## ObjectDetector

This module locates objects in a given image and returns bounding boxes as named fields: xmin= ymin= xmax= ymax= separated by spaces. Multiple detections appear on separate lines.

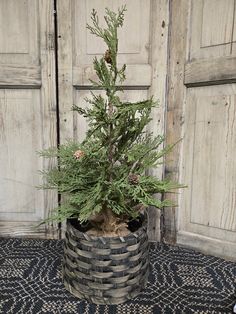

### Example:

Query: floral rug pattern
xmin=0 ymin=238 xmax=235 ymax=314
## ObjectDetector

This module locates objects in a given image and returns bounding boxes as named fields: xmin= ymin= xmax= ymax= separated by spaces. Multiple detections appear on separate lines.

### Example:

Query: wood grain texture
xmin=57 ymin=0 xmax=74 ymax=237
xmin=0 ymin=65 xmax=41 ymax=87
xmin=176 ymin=0 xmax=236 ymax=259
xmin=39 ymin=0 xmax=58 ymax=236
xmin=177 ymin=231 xmax=236 ymax=262
xmin=0 ymin=0 xmax=39 ymax=65
xmin=0 ymin=221 xmax=58 ymax=239
xmin=57 ymin=0 xmax=74 ymax=142
xmin=74 ymin=0 xmax=150 ymax=66
xmin=147 ymin=0 xmax=169 ymax=242
xmin=0 ymin=90 xmax=44 ymax=220
xmin=190 ymin=90 xmax=236 ymax=231
xmin=232 ymin=6 xmax=236 ymax=54
xmin=190 ymin=0 xmax=235 ymax=60
xmin=0 ymin=0 xmax=58 ymax=238
xmin=164 ymin=0 xmax=188 ymax=243
xmin=201 ymin=0 xmax=234 ymax=47
xmin=0 ymin=0 xmax=29 ymax=54
xmin=179 ymin=84 xmax=236 ymax=246
xmin=185 ymin=56 xmax=236 ymax=87
xmin=73 ymin=64 xmax=152 ymax=88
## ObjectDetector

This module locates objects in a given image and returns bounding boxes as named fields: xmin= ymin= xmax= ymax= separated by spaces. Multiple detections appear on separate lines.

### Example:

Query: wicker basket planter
xmin=62 ymin=213 xmax=149 ymax=304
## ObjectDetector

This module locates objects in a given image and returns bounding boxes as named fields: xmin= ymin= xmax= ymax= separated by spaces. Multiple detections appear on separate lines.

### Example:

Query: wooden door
xmin=57 ymin=0 xmax=169 ymax=241
xmin=166 ymin=0 xmax=236 ymax=260
xmin=0 ymin=0 xmax=57 ymax=237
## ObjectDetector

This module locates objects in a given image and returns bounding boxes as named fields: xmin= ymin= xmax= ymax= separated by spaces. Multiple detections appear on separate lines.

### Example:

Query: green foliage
xmin=39 ymin=6 xmax=184 ymax=226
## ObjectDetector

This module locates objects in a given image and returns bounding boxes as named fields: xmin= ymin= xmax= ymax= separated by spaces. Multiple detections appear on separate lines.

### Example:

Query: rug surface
xmin=0 ymin=238 xmax=235 ymax=314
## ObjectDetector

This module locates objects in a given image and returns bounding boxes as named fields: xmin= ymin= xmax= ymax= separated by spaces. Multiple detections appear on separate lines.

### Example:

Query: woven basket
xmin=62 ymin=213 xmax=149 ymax=304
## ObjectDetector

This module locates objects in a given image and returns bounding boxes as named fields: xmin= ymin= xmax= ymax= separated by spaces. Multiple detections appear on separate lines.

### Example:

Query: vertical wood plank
xmin=147 ymin=0 xmax=169 ymax=242
xmin=39 ymin=0 xmax=58 ymax=238
xmin=57 ymin=0 xmax=74 ymax=237
xmin=164 ymin=0 xmax=188 ymax=243
xmin=57 ymin=0 xmax=73 ymax=142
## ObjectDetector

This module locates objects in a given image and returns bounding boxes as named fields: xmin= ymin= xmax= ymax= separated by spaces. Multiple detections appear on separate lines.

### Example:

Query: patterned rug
xmin=0 ymin=238 xmax=235 ymax=314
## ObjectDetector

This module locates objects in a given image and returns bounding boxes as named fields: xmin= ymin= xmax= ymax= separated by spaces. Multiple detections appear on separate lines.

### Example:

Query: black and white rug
xmin=0 ymin=238 xmax=235 ymax=314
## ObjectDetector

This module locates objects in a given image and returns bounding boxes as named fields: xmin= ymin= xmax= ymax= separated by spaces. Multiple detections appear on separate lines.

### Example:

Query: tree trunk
xmin=88 ymin=206 xmax=130 ymax=236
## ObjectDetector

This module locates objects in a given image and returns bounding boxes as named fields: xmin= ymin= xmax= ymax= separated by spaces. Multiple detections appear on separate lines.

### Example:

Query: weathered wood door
xmin=166 ymin=0 xmax=236 ymax=260
xmin=0 ymin=0 xmax=57 ymax=237
xmin=0 ymin=0 xmax=168 ymax=240
xmin=57 ymin=0 xmax=169 ymax=241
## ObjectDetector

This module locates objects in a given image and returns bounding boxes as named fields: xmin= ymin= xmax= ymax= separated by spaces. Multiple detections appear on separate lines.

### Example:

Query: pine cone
xmin=128 ymin=174 xmax=140 ymax=185
xmin=104 ymin=49 xmax=112 ymax=64
xmin=73 ymin=150 xmax=85 ymax=159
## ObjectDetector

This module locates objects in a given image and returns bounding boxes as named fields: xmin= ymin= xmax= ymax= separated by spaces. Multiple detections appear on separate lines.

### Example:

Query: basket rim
xmin=66 ymin=211 xmax=148 ymax=241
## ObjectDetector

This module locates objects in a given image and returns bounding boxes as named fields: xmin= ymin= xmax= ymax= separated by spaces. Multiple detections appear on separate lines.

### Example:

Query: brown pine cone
xmin=128 ymin=174 xmax=140 ymax=185
xmin=73 ymin=150 xmax=85 ymax=159
xmin=104 ymin=49 xmax=112 ymax=64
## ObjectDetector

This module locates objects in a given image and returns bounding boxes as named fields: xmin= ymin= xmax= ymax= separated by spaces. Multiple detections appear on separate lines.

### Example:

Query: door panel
xmin=0 ymin=0 xmax=57 ymax=237
xmin=190 ymin=0 xmax=235 ymax=60
xmin=57 ymin=0 xmax=169 ymax=241
xmin=186 ymin=0 xmax=236 ymax=87
xmin=75 ymin=0 xmax=150 ymax=63
xmin=0 ymin=90 xmax=44 ymax=220
xmin=0 ymin=0 xmax=39 ymax=64
xmin=73 ymin=0 xmax=151 ymax=87
xmin=180 ymin=84 xmax=236 ymax=242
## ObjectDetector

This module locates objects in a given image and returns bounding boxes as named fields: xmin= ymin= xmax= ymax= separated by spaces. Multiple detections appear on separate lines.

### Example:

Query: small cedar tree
xmin=39 ymin=6 xmax=184 ymax=236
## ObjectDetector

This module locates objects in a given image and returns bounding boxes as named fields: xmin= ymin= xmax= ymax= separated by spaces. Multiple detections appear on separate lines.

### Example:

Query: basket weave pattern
xmin=62 ymin=216 xmax=149 ymax=304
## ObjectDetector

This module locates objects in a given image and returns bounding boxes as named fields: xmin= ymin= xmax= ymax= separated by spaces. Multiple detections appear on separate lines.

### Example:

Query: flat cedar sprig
xmin=39 ymin=7 xmax=184 ymax=233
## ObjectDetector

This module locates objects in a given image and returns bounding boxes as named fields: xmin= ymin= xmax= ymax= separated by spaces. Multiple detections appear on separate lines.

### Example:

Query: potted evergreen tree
xmin=39 ymin=6 xmax=183 ymax=304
